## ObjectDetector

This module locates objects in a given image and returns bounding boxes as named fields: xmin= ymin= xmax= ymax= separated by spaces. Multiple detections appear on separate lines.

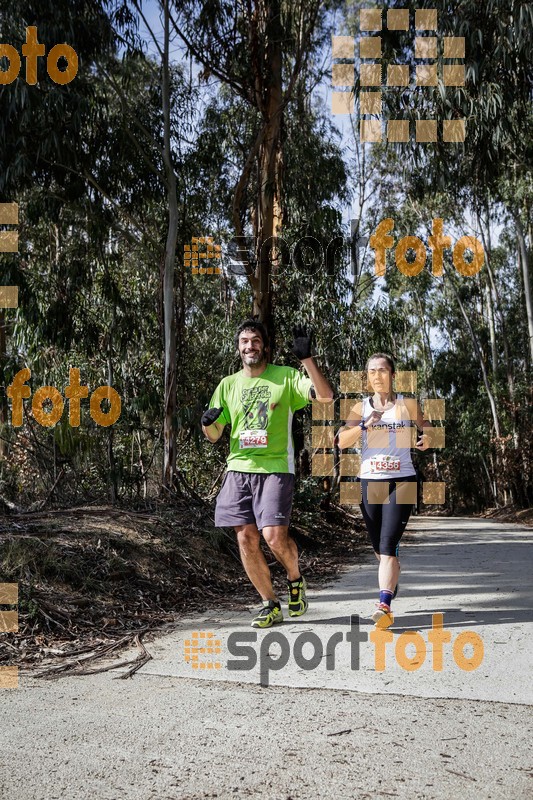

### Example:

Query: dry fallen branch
xmin=31 ymin=633 xmax=140 ymax=678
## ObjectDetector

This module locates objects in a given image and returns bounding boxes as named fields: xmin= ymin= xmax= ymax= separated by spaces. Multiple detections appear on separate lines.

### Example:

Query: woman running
xmin=337 ymin=353 xmax=433 ymax=625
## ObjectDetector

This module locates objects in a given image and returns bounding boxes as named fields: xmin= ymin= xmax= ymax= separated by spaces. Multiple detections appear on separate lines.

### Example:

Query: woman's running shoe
xmin=288 ymin=576 xmax=308 ymax=617
xmin=371 ymin=602 xmax=394 ymax=628
xmin=251 ymin=600 xmax=283 ymax=629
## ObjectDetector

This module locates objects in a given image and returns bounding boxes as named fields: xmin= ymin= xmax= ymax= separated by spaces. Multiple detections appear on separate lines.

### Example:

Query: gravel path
xmin=1 ymin=516 xmax=531 ymax=799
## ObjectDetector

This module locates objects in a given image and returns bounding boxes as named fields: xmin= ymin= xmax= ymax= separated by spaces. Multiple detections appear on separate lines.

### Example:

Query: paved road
xmin=1 ymin=516 xmax=532 ymax=799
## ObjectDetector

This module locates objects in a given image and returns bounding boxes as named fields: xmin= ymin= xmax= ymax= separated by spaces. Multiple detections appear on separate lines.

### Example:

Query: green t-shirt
xmin=209 ymin=364 xmax=313 ymax=474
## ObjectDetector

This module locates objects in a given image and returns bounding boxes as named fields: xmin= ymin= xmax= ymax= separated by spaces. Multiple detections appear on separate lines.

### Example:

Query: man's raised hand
xmin=291 ymin=325 xmax=314 ymax=361
xmin=201 ymin=407 xmax=224 ymax=427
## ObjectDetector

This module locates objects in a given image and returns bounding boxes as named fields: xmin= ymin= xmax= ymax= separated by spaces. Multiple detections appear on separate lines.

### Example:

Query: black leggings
xmin=359 ymin=475 xmax=417 ymax=556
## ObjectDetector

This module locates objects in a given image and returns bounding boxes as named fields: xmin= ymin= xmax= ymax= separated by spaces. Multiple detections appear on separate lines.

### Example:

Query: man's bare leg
xmin=235 ymin=523 xmax=277 ymax=601
xmin=262 ymin=525 xmax=300 ymax=581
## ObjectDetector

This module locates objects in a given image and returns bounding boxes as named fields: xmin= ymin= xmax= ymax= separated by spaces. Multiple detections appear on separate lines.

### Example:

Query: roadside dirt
xmin=0 ymin=497 xmax=367 ymax=675
xmin=3 ymin=494 xmax=529 ymax=678
xmin=480 ymin=505 xmax=533 ymax=527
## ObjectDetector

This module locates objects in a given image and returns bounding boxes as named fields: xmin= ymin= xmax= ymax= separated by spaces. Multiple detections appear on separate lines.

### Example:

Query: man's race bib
xmin=239 ymin=429 xmax=268 ymax=448
xmin=370 ymin=456 xmax=401 ymax=473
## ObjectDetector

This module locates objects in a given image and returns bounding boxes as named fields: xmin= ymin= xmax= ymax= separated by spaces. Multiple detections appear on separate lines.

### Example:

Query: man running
xmin=202 ymin=320 xmax=333 ymax=628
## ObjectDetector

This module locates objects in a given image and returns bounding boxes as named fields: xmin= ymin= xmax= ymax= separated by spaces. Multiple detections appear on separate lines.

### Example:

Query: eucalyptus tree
xmin=0 ymin=0 xmax=207 ymax=493
xmin=342 ymin=0 xmax=533 ymax=507
xmin=0 ymin=0 xmax=117 ymax=465
xmin=171 ymin=0 xmax=345 ymax=335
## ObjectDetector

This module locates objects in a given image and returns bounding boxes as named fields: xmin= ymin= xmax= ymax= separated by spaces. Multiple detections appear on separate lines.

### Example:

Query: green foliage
xmin=0 ymin=0 xmax=530 ymax=512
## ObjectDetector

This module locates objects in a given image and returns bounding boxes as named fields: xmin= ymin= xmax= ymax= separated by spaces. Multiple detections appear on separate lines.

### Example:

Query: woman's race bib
xmin=370 ymin=455 xmax=401 ymax=473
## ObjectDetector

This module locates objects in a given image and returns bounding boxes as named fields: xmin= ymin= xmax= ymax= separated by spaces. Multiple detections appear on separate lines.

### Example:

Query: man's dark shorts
xmin=215 ymin=471 xmax=295 ymax=530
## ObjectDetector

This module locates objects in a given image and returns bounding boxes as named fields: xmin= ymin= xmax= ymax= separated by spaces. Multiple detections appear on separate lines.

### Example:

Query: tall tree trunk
xmin=107 ymin=325 xmax=117 ymax=503
xmin=485 ymin=280 xmax=498 ymax=374
xmin=161 ymin=0 xmax=178 ymax=491
xmin=483 ymin=211 xmax=497 ymax=374
xmin=446 ymin=269 xmax=501 ymax=437
xmin=414 ymin=290 xmax=433 ymax=387
xmin=0 ymin=310 xmax=8 ymax=459
xmin=480 ymin=454 xmax=498 ymax=506
xmin=477 ymin=205 xmax=514 ymax=401
xmin=253 ymin=0 xmax=283 ymax=337
xmin=514 ymin=213 xmax=533 ymax=365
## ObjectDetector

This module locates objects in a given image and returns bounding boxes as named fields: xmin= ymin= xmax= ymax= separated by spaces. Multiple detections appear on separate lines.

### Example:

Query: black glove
xmin=201 ymin=407 xmax=224 ymax=427
xmin=291 ymin=325 xmax=314 ymax=360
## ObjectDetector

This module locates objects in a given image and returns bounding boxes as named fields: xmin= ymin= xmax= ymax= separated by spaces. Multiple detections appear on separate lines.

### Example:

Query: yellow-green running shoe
xmin=251 ymin=600 xmax=284 ymax=629
xmin=288 ymin=576 xmax=308 ymax=617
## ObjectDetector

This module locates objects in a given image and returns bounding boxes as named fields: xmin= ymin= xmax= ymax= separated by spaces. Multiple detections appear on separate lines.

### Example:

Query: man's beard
xmin=242 ymin=349 xmax=265 ymax=366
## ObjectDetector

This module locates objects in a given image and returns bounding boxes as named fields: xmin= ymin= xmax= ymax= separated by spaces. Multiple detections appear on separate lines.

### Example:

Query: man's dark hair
xmin=234 ymin=319 xmax=270 ymax=350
